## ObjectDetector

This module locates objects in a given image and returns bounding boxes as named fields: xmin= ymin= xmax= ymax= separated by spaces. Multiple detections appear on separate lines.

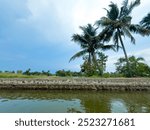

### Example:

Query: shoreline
xmin=0 ymin=78 xmax=150 ymax=91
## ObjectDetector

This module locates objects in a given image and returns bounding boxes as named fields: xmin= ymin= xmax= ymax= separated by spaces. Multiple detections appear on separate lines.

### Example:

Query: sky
xmin=0 ymin=0 xmax=150 ymax=73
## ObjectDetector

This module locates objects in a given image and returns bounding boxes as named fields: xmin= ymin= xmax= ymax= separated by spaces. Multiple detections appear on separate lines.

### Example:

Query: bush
xmin=17 ymin=70 xmax=22 ymax=74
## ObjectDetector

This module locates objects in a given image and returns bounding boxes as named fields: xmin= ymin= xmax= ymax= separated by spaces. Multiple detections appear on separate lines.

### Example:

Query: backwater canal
xmin=0 ymin=90 xmax=150 ymax=113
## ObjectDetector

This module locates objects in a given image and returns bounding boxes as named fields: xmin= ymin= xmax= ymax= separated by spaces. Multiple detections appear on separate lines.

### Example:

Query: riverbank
xmin=0 ymin=78 xmax=150 ymax=91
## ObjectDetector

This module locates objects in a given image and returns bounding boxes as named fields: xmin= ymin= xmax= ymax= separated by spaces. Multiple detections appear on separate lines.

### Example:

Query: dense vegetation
xmin=70 ymin=0 xmax=150 ymax=77
xmin=0 ymin=0 xmax=150 ymax=78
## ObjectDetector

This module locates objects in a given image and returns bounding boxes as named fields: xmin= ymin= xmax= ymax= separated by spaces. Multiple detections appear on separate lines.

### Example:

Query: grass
xmin=0 ymin=72 xmax=149 ymax=79
xmin=0 ymin=73 xmax=49 ymax=78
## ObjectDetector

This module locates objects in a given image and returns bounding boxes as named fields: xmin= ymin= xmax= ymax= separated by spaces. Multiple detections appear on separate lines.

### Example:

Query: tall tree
xmin=81 ymin=52 xmax=108 ymax=76
xmin=95 ymin=0 xmax=150 ymax=77
xmin=140 ymin=13 xmax=150 ymax=29
xmin=96 ymin=52 xmax=108 ymax=76
xmin=70 ymin=24 xmax=114 ymax=72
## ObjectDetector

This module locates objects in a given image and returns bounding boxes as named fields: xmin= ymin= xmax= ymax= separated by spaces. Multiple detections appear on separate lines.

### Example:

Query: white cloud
xmin=25 ymin=0 xmax=115 ymax=42
xmin=26 ymin=0 xmax=75 ymax=44
xmin=106 ymin=47 xmax=150 ymax=72
xmin=25 ymin=0 xmax=150 ymax=42
xmin=134 ymin=48 xmax=150 ymax=65
xmin=1 ymin=0 xmax=150 ymax=72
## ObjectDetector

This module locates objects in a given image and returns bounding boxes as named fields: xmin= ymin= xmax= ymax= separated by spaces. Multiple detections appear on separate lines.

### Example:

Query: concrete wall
xmin=0 ymin=78 xmax=150 ymax=91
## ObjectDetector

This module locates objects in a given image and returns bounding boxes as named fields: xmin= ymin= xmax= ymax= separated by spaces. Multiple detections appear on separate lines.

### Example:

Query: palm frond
xmin=107 ymin=2 xmax=119 ymax=20
xmin=129 ymin=24 xmax=150 ymax=36
xmin=140 ymin=13 xmax=150 ymax=29
xmin=71 ymin=34 xmax=88 ymax=48
xmin=117 ymin=57 xmax=127 ymax=64
xmin=95 ymin=17 xmax=114 ymax=27
xmin=119 ymin=6 xmax=128 ymax=18
xmin=102 ymin=27 xmax=114 ymax=42
xmin=96 ymin=26 xmax=110 ymax=41
xmin=119 ymin=0 xmax=140 ymax=18
xmin=122 ymin=27 xmax=135 ymax=43
xmin=97 ymin=44 xmax=116 ymax=52
xmin=79 ymin=24 xmax=97 ymax=37
xmin=128 ymin=0 xmax=140 ymax=14
xmin=121 ymin=16 xmax=132 ymax=24
xmin=137 ymin=57 xmax=145 ymax=61
xmin=69 ymin=49 xmax=88 ymax=62
xmin=72 ymin=34 xmax=87 ymax=43
xmin=95 ymin=20 xmax=102 ymax=27
xmin=113 ymin=32 xmax=120 ymax=51
xmin=122 ymin=0 xmax=129 ymax=8
xmin=129 ymin=56 xmax=144 ymax=63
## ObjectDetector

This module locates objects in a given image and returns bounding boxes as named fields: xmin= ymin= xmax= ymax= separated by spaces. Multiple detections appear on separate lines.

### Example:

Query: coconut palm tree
xmin=95 ymin=0 xmax=150 ymax=77
xmin=115 ymin=56 xmax=150 ymax=77
xmin=140 ymin=13 xmax=150 ymax=29
xmin=70 ymin=24 xmax=114 ymax=66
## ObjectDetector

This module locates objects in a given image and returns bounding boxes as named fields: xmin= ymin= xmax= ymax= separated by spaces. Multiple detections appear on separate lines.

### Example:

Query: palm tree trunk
xmin=92 ymin=52 xmax=97 ymax=65
xmin=92 ymin=52 xmax=103 ymax=76
xmin=88 ymin=52 xmax=91 ymax=65
xmin=92 ymin=52 xmax=97 ymax=70
xmin=117 ymin=29 xmax=131 ymax=77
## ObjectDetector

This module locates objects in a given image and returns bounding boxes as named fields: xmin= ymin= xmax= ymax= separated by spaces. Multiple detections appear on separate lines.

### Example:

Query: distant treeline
xmin=0 ymin=69 xmax=52 ymax=76
xmin=1 ymin=55 xmax=150 ymax=78
xmin=0 ymin=69 xmax=81 ymax=77
xmin=0 ymin=69 xmax=123 ymax=78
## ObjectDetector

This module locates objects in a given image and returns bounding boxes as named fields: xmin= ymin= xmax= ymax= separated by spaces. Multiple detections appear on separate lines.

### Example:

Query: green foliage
xmin=56 ymin=70 xmax=82 ymax=77
xmin=23 ymin=68 xmax=31 ymax=75
xmin=70 ymin=24 xmax=99 ymax=62
xmin=0 ymin=73 xmax=41 ymax=78
xmin=102 ymin=73 xmax=111 ymax=78
xmin=0 ymin=69 xmax=53 ymax=78
xmin=95 ymin=0 xmax=150 ymax=77
xmin=17 ymin=70 xmax=22 ymax=74
xmin=4 ymin=70 xmax=15 ymax=73
xmin=102 ymin=72 xmax=124 ymax=78
xmin=56 ymin=70 xmax=68 ymax=77
xmin=96 ymin=52 xmax=108 ymax=76
xmin=1 ymin=1 xmax=150 ymax=79
xmin=41 ymin=70 xmax=52 ymax=76
xmin=81 ymin=59 xmax=97 ymax=77
xmin=115 ymin=56 xmax=150 ymax=77
xmin=22 ymin=69 xmax=52 ymax=76
xmin=80 ymin=52 xmax=108 ymax=77
xmin=140 ymin=13 xmax=150 ymax=29
xmin=70 ymin=24 xmax=114 ymax=68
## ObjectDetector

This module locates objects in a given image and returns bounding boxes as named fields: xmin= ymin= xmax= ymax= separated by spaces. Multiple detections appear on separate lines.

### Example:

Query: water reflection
xmin=0 ymin=90 xmax=150 ymax=113
xmin=110 ymin=99 xmax=128 ymax=113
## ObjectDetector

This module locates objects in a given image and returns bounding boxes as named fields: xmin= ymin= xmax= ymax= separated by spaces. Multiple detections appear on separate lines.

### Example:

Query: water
xmin=0 ymin=90 xmax=150 ymax=113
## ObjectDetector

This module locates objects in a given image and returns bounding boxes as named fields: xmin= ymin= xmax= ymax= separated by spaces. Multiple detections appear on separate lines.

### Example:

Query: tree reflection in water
xmin=0 ymin=90 xmax=150 ymax=113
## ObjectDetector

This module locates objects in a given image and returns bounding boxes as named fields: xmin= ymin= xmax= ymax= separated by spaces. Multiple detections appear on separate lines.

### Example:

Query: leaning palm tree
xmin=69 ymin=24 xmax=114 ymax=66
xmin=140 ymin=13 xmax=150 ymax=29
xmin=95 ymin=0 xmax=150 ymax=77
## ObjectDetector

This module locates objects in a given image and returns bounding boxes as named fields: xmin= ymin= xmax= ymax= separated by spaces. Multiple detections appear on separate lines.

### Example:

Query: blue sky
xmin=0 ymin=0 xmax=150 ymax=73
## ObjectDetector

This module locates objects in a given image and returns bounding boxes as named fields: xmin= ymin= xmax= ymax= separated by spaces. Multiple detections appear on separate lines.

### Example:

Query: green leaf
xmin=69 ymin=49 xmax=88 ymax=62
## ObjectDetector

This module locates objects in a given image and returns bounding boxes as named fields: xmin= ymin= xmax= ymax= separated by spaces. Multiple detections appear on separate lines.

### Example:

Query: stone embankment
xmin=0 ymin=78 xmax=150 ymax=91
